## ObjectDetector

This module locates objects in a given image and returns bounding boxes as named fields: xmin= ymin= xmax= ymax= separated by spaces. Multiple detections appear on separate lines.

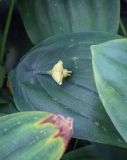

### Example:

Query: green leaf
xmin=62 ymin=143 xmax=127 ymax=160
xmin=17 ymin=0 xmax=120 ymax=44
xmin=9 ymin=32 xmax=127 ymax=147
xmin=0 ymin=65 xmax=5 ymax=88
xmin=0 ymin=95 xmax=8 ymax=104
xmin=91 ymin=39 xmax=127 ymax=142
xmin=0 ymin=102 xmax=18 ymax=114
xmin=0 ymin=111 xmax=72 ymax=160
xmin=0 ymin=113 xmax=5 ymax=116
xmin=61 ymin=146 xmax=99 ymax=160
xmin=0 ymin=92 xmax=18 ymax=114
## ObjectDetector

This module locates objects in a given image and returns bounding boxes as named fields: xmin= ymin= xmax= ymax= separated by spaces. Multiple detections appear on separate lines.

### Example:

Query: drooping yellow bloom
xmin=50 ymin=60 xmax=72 ymax=85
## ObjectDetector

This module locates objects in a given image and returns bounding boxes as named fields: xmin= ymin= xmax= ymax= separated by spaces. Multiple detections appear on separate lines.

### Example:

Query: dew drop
xmin=70 ymin=38 xmax=74 ymax=42
xmin=72 ymin=57 xmax=79 ymax=69
xmin=59 ymin=26 xmax=63 ymax=31
xmin=102 ymin=126 xmax=107 ymax=131
xmin=53 ymin=97 xmax=57 ymax=101
xmin=33 ymin=117 xmax=38 ymax=120
xmin=32 ymin=139 xmax=36 ymax=144
xmin=29 ymin=142 xmax=32 ymax=145
xmin=40 ymin=130 xmax=43 ymax=134
xmin=94 ymin=121 xmax=100 ymax=127
xmin=117 ymin=138 xmax=123 ymax=143
xmin=12 ymin=140 xmax=16 ymax=145
xmin=72 ymin=57 xmax=78 ymax=61
xmin=30 ymin=79 xmax=34 ymax=84
xmin=17 ymin=121 xmax=21 ymax=125
xmin=54 ymin=2 xmax=57 ymax=6
xmin=99 ymin=94 xmax=102 ymax=98
xmin=4 ymin=128 xmax=8 ymax=132
xmin=40 ymin=129 xmax=48 ymax=136
xmin=35 ymin=136 xmax=39 ymax=140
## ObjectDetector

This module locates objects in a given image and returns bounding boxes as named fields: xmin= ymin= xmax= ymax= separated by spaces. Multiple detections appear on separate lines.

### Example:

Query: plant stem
xmin=0 ymin=0 xmax=15 ymax=65
xmin=34 ymin=70 xmax=51 ymax=75
xmin=120 ymin=19 xmax=127 ymax=37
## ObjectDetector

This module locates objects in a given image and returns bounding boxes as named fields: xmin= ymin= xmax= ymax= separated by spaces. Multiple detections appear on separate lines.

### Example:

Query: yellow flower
xmin=50 ymin=60 xmax=72 ymax=85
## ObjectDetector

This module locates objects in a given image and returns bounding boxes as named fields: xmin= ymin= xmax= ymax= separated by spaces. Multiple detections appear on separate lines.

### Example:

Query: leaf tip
xmin=40 ymin=114 xmax=73 ymax=148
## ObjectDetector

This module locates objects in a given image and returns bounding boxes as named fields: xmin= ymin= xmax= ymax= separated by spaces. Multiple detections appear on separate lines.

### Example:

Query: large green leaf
xmin=9 ymin=32 xmax=127 ymax=147
xmin=17 ymin=0 xmax=120 ymax=44
xmin=61 ymin=146 xmax=99 ymax=160
xmin=62 ymin=143 xmax=127 ymax=160
xmin=0 ymin=113 xmax=5 ymax=116
xmin=0 ymin=111 xmax=72 ymax=160
xmin=91 ymin=39 xmax=127 ymax=142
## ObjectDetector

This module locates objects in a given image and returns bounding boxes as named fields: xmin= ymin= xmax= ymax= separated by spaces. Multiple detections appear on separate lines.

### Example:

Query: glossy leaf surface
xmin=0 ymin=111 xmax=72 ymax=160
xmin=9 ymin=32 xmax=127 ymax=147
xmin=18 ymin=0 xmax=120 ymax=44
xmin=62 ymin=143 xmax=127 ymax=160
xmin=91 ymin=39 xmax=127 ymax=142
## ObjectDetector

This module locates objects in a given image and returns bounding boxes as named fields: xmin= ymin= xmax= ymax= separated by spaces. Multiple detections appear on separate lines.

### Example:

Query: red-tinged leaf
xmin=0 ymin=111 xmax=73 ymax=160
